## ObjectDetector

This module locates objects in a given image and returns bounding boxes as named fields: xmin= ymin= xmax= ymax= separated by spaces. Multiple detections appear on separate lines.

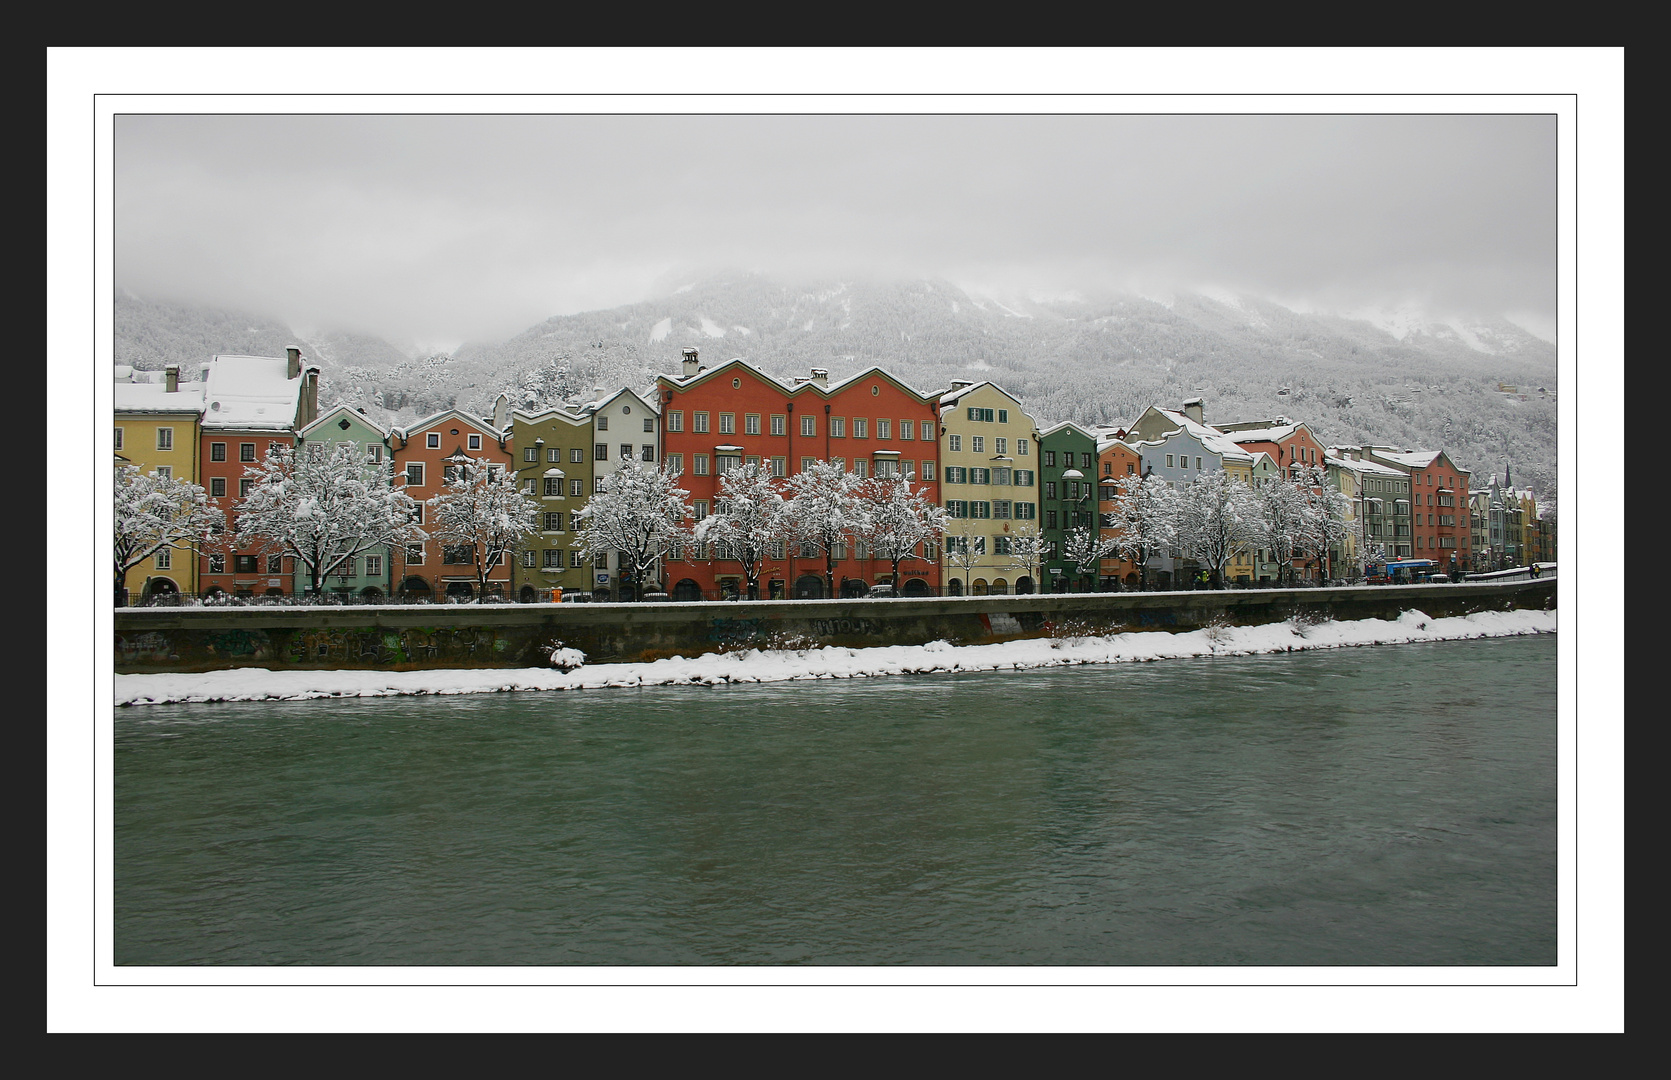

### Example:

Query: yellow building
xmin=114 ymin=364 xmax=203 ymax=600
xmin=937 ymin=380 xmax=1041 ymax=595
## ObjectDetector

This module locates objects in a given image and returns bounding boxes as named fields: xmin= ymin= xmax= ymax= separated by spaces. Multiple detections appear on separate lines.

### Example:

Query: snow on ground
xmin=115 ymin=609 xmax=1555 ymax=707
xmin=648 ymin=317 xmax=672 ymax=342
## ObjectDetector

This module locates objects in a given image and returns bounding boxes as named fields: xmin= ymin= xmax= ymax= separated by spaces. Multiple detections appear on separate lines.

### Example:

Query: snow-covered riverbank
xmin=114 ymin=608 xmax=1555 ymax=706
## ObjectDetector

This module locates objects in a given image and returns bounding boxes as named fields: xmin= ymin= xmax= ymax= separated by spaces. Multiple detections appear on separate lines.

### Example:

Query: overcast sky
xmin=115 ymin=113 xmax=1556 ymax=348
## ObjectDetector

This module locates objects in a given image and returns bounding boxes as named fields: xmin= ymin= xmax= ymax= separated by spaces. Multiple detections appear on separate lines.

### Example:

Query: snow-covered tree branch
xmin=572 ymin=457 xmax=692 ymax=600
xmin=114 ymin=464 xmax=221 ymax=603
xmin=425 ymin=455 xmax=540 ymax=598
xmin=859 ymin=470 xmax=949 ymax=596
xmin=784 ymin=459 xmax=870 ymax=599
xmin=1176 ymin=470 xmax=1261 ymax=589
xmin=693 ymin=462 xmax=791 ymax=600
xmin=234 ymin=442 xmax=427 ymax=597
xmin=1103 ymin=472 xmax=1178 ymax=591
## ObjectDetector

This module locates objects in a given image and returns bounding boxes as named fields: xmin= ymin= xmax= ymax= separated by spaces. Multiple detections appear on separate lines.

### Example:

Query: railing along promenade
xmin=114 ymin=578 xmax=1557 ymax=674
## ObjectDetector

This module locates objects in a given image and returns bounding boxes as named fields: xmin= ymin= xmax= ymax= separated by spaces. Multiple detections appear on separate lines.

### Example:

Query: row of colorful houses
xmin=115 ymin=347 xmax=1553 ymax=603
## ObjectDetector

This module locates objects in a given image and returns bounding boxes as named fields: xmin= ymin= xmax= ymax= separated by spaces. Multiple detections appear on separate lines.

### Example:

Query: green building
xmin=292 ymin=404 xmax=395 ymax=600
xmin=509 ymin=406 xmax=597 ymax=602
xmin=1037 ymin=421 xmax=1099 ymax=592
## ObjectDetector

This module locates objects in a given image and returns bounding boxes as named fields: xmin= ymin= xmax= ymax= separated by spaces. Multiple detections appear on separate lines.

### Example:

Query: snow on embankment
xmin=114 ymin=608 xmax=1555 ymax=707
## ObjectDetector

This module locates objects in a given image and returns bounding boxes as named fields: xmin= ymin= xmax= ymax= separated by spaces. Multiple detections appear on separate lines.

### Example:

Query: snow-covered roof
xmin=1095 ymin=434 xmax=1136 ymax=455
xmin=201 ymin=355 xmax=309 ymax=432
xmin=392 ymin=407 xmax=507 ymax=441
xmin=509 ymin=406 xmax=588 ymax=425
xmin=114 ymin=375 xmax=204 ymax=415
xmin=298 ymin=403 xmax=390 ymax=440
xmin=1037 ymin=419 xmax=1095 ymax=440
xmin=578 ymin=385 xmax=662 ymax=416
xmin=1368 ymin=448 xmax=1443 ymax=469
xmin=938 ymin=380 xmax=993 ymax=406
xmin=1324 ymin=451 xmax=1405 ymax=478
xmin=1151 ymin=407 xmax=1254 ymax=462
xmin=659 ymin=357 xmax=936 ymax=404
xmin=1222 ymin=420 xmax=1307 ymax=445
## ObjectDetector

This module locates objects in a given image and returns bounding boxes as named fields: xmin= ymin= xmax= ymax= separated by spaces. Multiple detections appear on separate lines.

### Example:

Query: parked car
xmin=560 ymin=592 xmax=594 ymax=603
xmin=1428 ymin=573 xmax=1450 ymax=583
xmin=866 ymin=584 xmax=898 ymax=598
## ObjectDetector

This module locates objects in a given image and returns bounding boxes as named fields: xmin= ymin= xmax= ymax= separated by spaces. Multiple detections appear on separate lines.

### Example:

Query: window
xmin=597 ymin=416 xmax=608 ymax=432
xmin=972 ymin=436 xmax=985 ymax=453
xmin=594 ymin=477 xmax=607 ymax=494
xmin=948 ymin=434 xmax=962 ymax=452
xmin=1016 ymin=439 xmax=1028 ymax=457
xmin=208 ymin=554 xmax=225 ymax=574
xmin=406 ymin=544 xmax=424 ymax=565
xmin=620 ymin=444 xmax=633 ymax=461
xmin=521 ymin=550 xmax=538 ymax=568
xmin=899 ymin=420 xmax=913 ymax=441
xmin=854 ymin=419 xmax=868 ymax=438
xmin=570 ymin=447 xmax=584 ymax=463
xmin=744 ymin=414 xmax=761 ymax=435
xmin=410 ymin=504 xmax=424 ymax=526
xmin=268 ymin=554 xmax=284 ymax=574
xmin=114 ymin=427 xmax=124 ymax=450
xmin=999 ymin=410 xmax=1009 ymax=423
xmin=239 ymin=478 xmax=252 ymax=498
xmin=569 ymin=550 xmax=583 ymax=568
xmin=467 ymin=434 xmax=482 ymax=450
xmin=668 ymin=411 xmax=684 ymax=432
xmin=1015 ymin=469 xmax=1034 ymax=487
xmin=966 ymin=407 xmax=995 ymax=422
xmin=365 ymin=555 xmax=383 ymax=577
xmin=717 ymin=455 xmax=741 ymax=475
xmin=234 ymin=554 xmax=259 ymax=573
xmin=1195 ymin=457 xmax=1202 ymax=470
xmin=719 ymin=413 xmax=736 ymax=434
xmin=801 ymin=456 xmax=817 ymax=471
xmin=995 ymin=437 xmax=1007 ymax=455
xmin=1166 ymin=454 xmax=1175 ymax=468
xmin=1044 ymin=450 xmax=1057 ymax=467
xmin=695 ymin=411 xmax=710 ymax=433
xmin=210 ymin=442 xmax=226 ymax=462
xmin=523 ymin=448 xmax=538 ymax=462
xmin=367 ymin=445 xmax=382 ymax=463
xmin=595 ymin=443 xmax=608 ymax=461
xmin=994 ymin=467 xmax=1011 ymax=485
xmin=545 ymin=477 xmax=563 ymax=497
xmin=694 ymin=454 xmax=709 ymax=476
xmin=1046 ymin=510 xmax=1058 ymax=529
xmin=993 ymin=500 xmax=1012 ymax=519
xmin=153 ymin=548 xmax=171 ymax=570
xmin=594 ymin=552 xmax=609 ymax=569
xmin=523 ymin=478 xmax=537 ymax=495
xmin=694 ymin=500 xmax=709 ymax=521
xmin=641 ymin=445 xmax=655 ymax=462
xmin=919 ymin=421 xmax=933 ymax=441
xmin=831 ymin=417 xmax=846 ymax=437
xmin=920 ymin=462 xmax=935 ymax=481
xmin=852 ymin=459 xmax=867 ymax=479
xmin=970 ymin=467 xmax=991 ymax=485
xmin=426 ymin=433 xmax=440 ymax=448
xmin=238 ymin=442 xmax=255 ymax=462
xmin=971 ymin=501 xmax=991 ymax=519
xmin=1045 ymin=481 xmax=1058 ymax=499
xmin=543 ymin=548 xmax=564 ymax=568
xmin=210 ymin=477 xmax=226 ymax=497
xmin=155 ymin=427 xmax=174 ymax=451
xmin=771 ymin=457 xmax=787 ymax=477
xmin=801 ymin=415 xmax=816 ymax=437
xmin=971 ymin=537 xmax=987 ymax=556
xmin=570 ymin=479 xmax=584 ymax=497
xmin=1015 ymin=502 xmax=1035 ymax=520
xmin=644 ymin=418 xmax=655 ymax=433
xmin=946 ymin=500 xmax=968 ymax=518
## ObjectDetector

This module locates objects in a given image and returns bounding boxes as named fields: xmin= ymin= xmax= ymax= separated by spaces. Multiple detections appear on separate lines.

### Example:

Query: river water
xmin=114 ymin=634 xmax=1556 ymax=966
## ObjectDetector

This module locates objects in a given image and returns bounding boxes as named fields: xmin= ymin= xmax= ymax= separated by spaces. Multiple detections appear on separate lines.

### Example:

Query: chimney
xmin=286 ymin=347 xmax=301 ymax=379
xmin=164 ymin=365 xmax=179 ymax=393
xmin=1182 ymin=397 xmax=1204 ymax=425
xmin=810 ymin=368 xmax=829 ymax=387
xmin=199 ymin=362 xmax=211 ymax=383
xmin=949 ymin=379 xmax=974 ymax=390
xmin=302 ymin=367 xmax=320 ymax=426
xmin=492 ymin=392 xmax=509 ymax=432
xmin=681 ymin=347 xmax=701 ymax=378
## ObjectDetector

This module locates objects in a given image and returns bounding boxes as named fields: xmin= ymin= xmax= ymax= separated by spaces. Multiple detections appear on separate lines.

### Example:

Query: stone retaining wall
xmin=113 ymin=580 xmax=1556 ymax=673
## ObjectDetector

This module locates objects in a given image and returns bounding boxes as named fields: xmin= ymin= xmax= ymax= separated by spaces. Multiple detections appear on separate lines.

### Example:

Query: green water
xmin=114 ymin=634 xmax=1557 ymax=966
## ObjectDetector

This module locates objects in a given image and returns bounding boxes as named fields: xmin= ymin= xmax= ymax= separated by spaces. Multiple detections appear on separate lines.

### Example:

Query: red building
xmin=1360 ymin=447 xmax=1473 ymax=576
xmin=389 ymin=406 xmax=515 ymax=601
xmin=1095 ymin=435 xmax=1145 ymax=588
xmin=656 ymin=350 xmax=942 ymax=599
xmin=197 ymin=350 xmax=319 ymax=598
xmin=1220 ymin=418 xmax=1334 ymax=581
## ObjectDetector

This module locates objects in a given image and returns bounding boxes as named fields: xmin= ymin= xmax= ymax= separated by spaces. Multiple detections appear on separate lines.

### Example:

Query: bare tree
xmin=694 ymin=462 xmax=791 ymax=600
xmin=113 ymin=464 xmax=220 ymax=605
xmin=572 ymin=456 xmax=692 ymax=600
xmin=426 ymin=456 xmax=539 ymax=599
xmin=859 ymin=470 xmax=949 ymax=596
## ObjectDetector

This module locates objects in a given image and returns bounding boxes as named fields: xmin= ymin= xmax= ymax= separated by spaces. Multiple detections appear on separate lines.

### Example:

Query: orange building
xmin=1095 ymin=434 xmax=1146 ymax=588
xmin=1358 ymin=447 xmax=1473 ymax=577
xmin=657 ymin=350 xmax=942 ymax=599
xmin=389 ymin=405 xmax=515 ymax=601
xmin=197 ymin=351 xmax=319 ymax=599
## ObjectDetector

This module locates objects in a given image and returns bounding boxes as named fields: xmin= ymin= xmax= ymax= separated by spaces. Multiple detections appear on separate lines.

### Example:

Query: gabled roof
xmin=1149 ymin=407 xmax=1255 ymax=462
xmin=200 ymin=354 xmax=312 ymax=431
xmin=113 ymin=375 xmax=205 ymax=415
xmin=1037 ymin=419 xmax=1096 ymax=441
xmin=1323 ymin=450 xmax=1405 ymax=478
xmin=509 ymin=405 xmax=590 ymax=426
xmin=1221 ymin=419 xmax=1316 ymax=446
xmin=578 ymin=385 xmax=662 ymax=416
xmin=657 ymin=357 xmax=937 ymax=405
xmin=392 ymin=407 xmax=508 ymax=443
xmin=298 ymin=403 xmax=390 ymax=441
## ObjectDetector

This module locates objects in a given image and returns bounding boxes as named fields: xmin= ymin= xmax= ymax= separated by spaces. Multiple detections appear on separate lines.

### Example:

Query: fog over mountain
xmin=115 ymin=271 xmax=1559 ymax=500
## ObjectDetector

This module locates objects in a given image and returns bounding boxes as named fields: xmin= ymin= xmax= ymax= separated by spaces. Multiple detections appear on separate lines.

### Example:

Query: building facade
xmin=509 ymin=406 xmax=596 ymax=601
xmin=114 ymin=364 xmax=204 ymax=601
xmin=389 ymin=406 xmax=514 ymax=600
xmin=293 ymin=404 xmax=395 ymax=600
xmin=938 ymin=381 xmax=1036 ymax=596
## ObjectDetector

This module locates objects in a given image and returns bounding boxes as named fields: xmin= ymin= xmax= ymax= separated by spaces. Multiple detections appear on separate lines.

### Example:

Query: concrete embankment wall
xmin=113 ymin=580 xmax=1557 ymax=674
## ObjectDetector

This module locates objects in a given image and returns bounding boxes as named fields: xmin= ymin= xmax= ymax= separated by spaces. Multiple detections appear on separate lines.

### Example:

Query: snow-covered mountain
xmin=114 ymin=273 xmax=1560 ymax=500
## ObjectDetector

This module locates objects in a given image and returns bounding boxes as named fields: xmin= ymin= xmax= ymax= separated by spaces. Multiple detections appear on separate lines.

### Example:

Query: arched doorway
xmin=768 ymin=579 xmax=785 ymax=600
xmin=673 ymin=578 xmax=703 ymax=602
xmin=991 ymin=578 xmax=1009 ymax=595
xmin=264 ymin=587 xmax=284 ymax=598
xmin=401 ymin=576 xmax=431 ymax=601
xmin=144 ymin=577 xmax=178 ymax=601
xmin=519 ymin=585 xmax=538 ymax=603
xmin=840 ymin=577 xmax=867 ymax=599
xmin=445 ymin=581 xmax=474 ymax=601
xmin=717 ymin=578 xmax=740 ymax=601
xmin=947 ymin=578 xmax=964 ymax=597
xmin=1015 ymin=576 xmax=1035 ymax=595
xmin=901 ymin=578 xmax=932 ymax=597
xmin=972 ymin=578 xmax=989 ymax=596
xmin=793 ymin=575 xmax=825 ymax=599
xmin=359 ymin=587 xmax=385 ymax=602
xmin=202 ymin=585 xmax=224 ymax=600
xmin=592 ymin=587 xmax=613 ymax=602
xmin=1124 ymin=572 xmax=1140 ymax=588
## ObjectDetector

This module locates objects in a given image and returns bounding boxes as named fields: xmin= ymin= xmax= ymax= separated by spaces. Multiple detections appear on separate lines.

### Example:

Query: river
xmin=114 ymin=634 xmax=1556 ymax=966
